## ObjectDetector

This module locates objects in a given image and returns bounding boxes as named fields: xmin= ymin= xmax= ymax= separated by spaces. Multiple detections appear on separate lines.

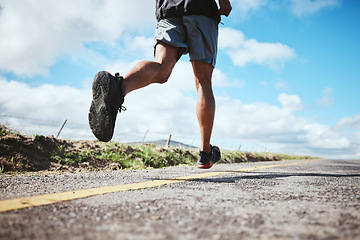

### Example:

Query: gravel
xmin=1 ymin=159 xmax=359 ymax=240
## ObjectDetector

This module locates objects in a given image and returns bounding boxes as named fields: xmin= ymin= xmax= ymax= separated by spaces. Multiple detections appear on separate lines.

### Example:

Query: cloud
xmin=302 ymin=123 xmax=350 ymax=149
xmin=0 ymin=76 xmax=92 ymax=138
xmin=317 ymin=87 xmax=335 ymax=106
xmin=213 ymin=91 xmax=359 ymax=159
xmin=289 ymin=0 xmax=341 ymax=17
xmin=275 ymin=78 xmax=289 ymax=90
xmin=213 ymin=69 xmax=246 ymax=88
xmin=0 ymin=0 xmax=357 ymax=161
xmin=229 ymin=0 xmax=340 ymax=19
xmin=219 ymin=28 xmax=296 ymax=70
xmin=123 ymin=36 xmax=155 ymax=60
xmin=0 ymin=0 xmax=155 ymax=76
xmin=0 ymin=0 xmax=336 ymax=78
xmin=214 ymin=93 xmax=307 ymax=143
xmin=335 ymin=115 xmax=360 ymax=131
xmin=231 ymin=0 xmax=266 ymax=17
xmin=278 ymin=93 xmax=303 ymax=111
xmin=1 ymin=73 xmax=358 ymax=159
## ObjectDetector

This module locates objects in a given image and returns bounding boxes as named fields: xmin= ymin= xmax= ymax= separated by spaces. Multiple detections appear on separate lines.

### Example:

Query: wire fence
xmin=1 ymin=114 xmax=92 ymax=139
xmin=0 ymin=114 xmax=198 ymax=147
xmin=0 ymin=114 xmax=274 ymax=152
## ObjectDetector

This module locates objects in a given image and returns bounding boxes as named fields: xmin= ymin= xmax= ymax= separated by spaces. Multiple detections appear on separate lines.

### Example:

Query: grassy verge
xmin=0 ymin=123 xmax=318 ymax=173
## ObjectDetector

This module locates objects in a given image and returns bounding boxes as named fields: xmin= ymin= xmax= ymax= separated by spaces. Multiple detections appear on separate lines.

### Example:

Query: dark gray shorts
xmin=154 ymin=15 xmax=218 ymax=67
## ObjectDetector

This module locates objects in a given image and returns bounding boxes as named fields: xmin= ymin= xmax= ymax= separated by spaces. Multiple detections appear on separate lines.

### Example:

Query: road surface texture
xmin=0 ymin=159 xmax=359 ymax=240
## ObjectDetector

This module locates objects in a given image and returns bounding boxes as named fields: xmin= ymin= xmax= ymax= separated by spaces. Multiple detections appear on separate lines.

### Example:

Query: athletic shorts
xmin=154 ymin=15 xmax=218 ymax=67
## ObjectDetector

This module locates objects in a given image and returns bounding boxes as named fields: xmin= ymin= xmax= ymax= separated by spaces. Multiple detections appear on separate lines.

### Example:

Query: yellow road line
xmin=0 ymin=159 xmax=320 ymax=213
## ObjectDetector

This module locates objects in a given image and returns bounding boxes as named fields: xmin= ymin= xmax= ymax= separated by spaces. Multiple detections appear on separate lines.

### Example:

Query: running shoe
xmin=88 ymin=71 xmax=126 ymax=142
xmin=197 ymin=145 xmax=221 ymax=169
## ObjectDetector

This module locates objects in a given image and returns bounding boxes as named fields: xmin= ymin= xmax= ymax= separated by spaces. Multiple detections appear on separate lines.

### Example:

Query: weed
xmin=50 ymin=155 xmax=64 ymax=164
xmin=33 ymin=134 xmax=46 ymax=141
xmin=0 ymin=163 xmax=4 ymax=173
xmin=63 ymin=151 xmax=91 ymax=165
xmin=136 ymin=145 xmax=167 ymax=168
xmin=0 ymin=124 xmax=11 ymax=136
xmin=57 ymin=144 xmax=65 ymax=152
xmin=0 ymin=123 xmax=318 ymax=173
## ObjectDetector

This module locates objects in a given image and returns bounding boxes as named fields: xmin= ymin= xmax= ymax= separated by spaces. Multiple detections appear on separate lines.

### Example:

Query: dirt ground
xmin=0 ymin=132 xmax=114 ymax=172
xmin=0 ymin=125 xmax=313 ymax=173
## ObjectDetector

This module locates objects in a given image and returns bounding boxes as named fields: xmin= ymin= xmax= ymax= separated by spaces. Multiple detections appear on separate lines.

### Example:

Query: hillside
xmin=0 ymin=124 xmax=317 ymax=173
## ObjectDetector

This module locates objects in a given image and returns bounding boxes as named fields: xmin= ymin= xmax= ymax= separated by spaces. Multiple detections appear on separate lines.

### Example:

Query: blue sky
xmin=0 ymin=0 xmax=359 ymax=159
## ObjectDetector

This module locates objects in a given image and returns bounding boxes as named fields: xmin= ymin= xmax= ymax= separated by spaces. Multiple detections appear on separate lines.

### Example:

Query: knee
xmin=156 ymin=76 xmax=169 ymax=84
xmin=155 ymin=69 xmax=171 ymax=84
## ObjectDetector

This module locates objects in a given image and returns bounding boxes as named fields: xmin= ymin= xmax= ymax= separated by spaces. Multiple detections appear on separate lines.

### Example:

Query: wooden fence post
xmin=166 ymin=134 xmax=172 ymax=147
xmin=56 ymin=119 xmax=67 ymax=138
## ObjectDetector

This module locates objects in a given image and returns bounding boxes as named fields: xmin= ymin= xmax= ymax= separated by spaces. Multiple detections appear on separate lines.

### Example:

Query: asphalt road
xmin=1 ymin=159 xmax=359 ymax=240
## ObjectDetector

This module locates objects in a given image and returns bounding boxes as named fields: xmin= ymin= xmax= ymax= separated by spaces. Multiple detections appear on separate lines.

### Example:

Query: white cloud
xmin=0 ymin=0 xmax=155 ymax=76
xmin=0 ymin=0 xmax=357 ymax=161
xmin=0 ymin=76 xmax=92 ymax=138
xmin=219 ymin=28 xmax=296 ymax=70
xmin=1 ymin=74 xmax=359 ymax=159
xmin=212 ymin=91 xmax=359 ymax=158
xmin=229 ymin=0 xmax=341 ymax=18
xmin=214 ymin=97 xmax=301 ymax=140
xmin=290 ymin=0 xmax=340 ymax=17
xmin=214 ymin=93 xmax=308 ymax=144
xmin=219 ymin=28 xmax=246 ymax=49
xmin=275 ymin=78 xmax=289 ymax=90
xmin=0 ymin=78 xmax=89 ymax=121
xmin=317 ymin=87 xmax=335 ymax=106
xmin=260 ymin=79 xmax=288 ymax=90
xmin=335 ymin=115 xmax=360 ymax=131
xmin=260 ymin=81 xmax=269 ymax=87
xmin=302 ymin=123 xmax=350 ymax=149
xmin=278 ymin=93 xmax=303 ymax=111
xmin=231 ymin=0 xmax=266 ymax=17
xmin=213 ymin=69 xmax=246 ymax=88
xmin=124 ymin=36 xmax=155 ymax=60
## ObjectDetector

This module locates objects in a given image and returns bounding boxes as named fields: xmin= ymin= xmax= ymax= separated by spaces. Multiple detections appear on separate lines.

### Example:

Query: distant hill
xmin=128 ymin=139 xmax=197 ymax=149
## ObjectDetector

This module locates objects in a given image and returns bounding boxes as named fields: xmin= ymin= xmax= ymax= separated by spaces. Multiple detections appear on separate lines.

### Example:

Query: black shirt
xmin=155 ymin=0 xmax=220 ymax=23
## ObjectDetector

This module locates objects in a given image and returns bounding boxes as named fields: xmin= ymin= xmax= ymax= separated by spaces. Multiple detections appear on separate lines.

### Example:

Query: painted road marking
xmin=0 ymin=159 xmax=320 ymax=213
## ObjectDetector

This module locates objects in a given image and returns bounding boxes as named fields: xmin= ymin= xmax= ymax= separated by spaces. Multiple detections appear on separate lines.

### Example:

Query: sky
xmin=0 ymin=0 xmax=359 ymax=159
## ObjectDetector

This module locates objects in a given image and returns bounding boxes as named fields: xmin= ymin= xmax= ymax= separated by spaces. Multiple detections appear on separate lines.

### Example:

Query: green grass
xmin=47 ymin=141 xmax=197 ymax=170
xmin=0 ymin=124 xmax=21 ymax=137
xmin=92 ymin=143 xmax=197 ymax=169
xmin=49 ymin=142 xmax=317 ymax=170
xmin=51 ymin=151 xmax=92 ymax=166
xmin=0 ymin=123 xmax=319 ymax=173
xmin=0 ymin=124 xmax=11 ymax=137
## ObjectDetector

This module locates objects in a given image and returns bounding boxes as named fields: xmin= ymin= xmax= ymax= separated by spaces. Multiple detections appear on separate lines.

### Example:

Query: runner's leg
xmin=122 ymin=42 xmax=179 ymax=96
xmin=192 ymin=60 xmax=215 ymax=154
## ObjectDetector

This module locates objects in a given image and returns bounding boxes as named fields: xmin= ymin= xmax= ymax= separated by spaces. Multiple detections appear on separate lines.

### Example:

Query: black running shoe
xmin=197 ymin=145 xmax=221 ymax=169
xmin=88 ymin=71 xmax=126 ymax=142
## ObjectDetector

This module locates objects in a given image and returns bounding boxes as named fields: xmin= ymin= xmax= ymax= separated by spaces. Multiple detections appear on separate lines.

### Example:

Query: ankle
xmin=200 ymin=145 xmax=211 ymax=155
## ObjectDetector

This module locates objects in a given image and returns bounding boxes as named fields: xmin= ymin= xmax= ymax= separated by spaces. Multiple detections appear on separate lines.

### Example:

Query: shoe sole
xmin=197 ymin=146 xmax=221 ymax=169
xmin=197 ymin=161 xmax=214 ymax=169
xmin=88 ymin=71 xmax=113 ymax=142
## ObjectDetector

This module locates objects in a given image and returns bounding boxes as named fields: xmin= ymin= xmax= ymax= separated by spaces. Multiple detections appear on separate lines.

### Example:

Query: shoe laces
xmin=119 ymin=105 xmax=126 ymax=112
xmin=115 ymin=72 xmax=126 ymax=113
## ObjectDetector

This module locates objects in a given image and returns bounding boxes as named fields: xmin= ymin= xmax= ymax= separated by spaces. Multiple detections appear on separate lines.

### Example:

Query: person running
xmin=89 ymin=0 xmax=232 ymax=169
